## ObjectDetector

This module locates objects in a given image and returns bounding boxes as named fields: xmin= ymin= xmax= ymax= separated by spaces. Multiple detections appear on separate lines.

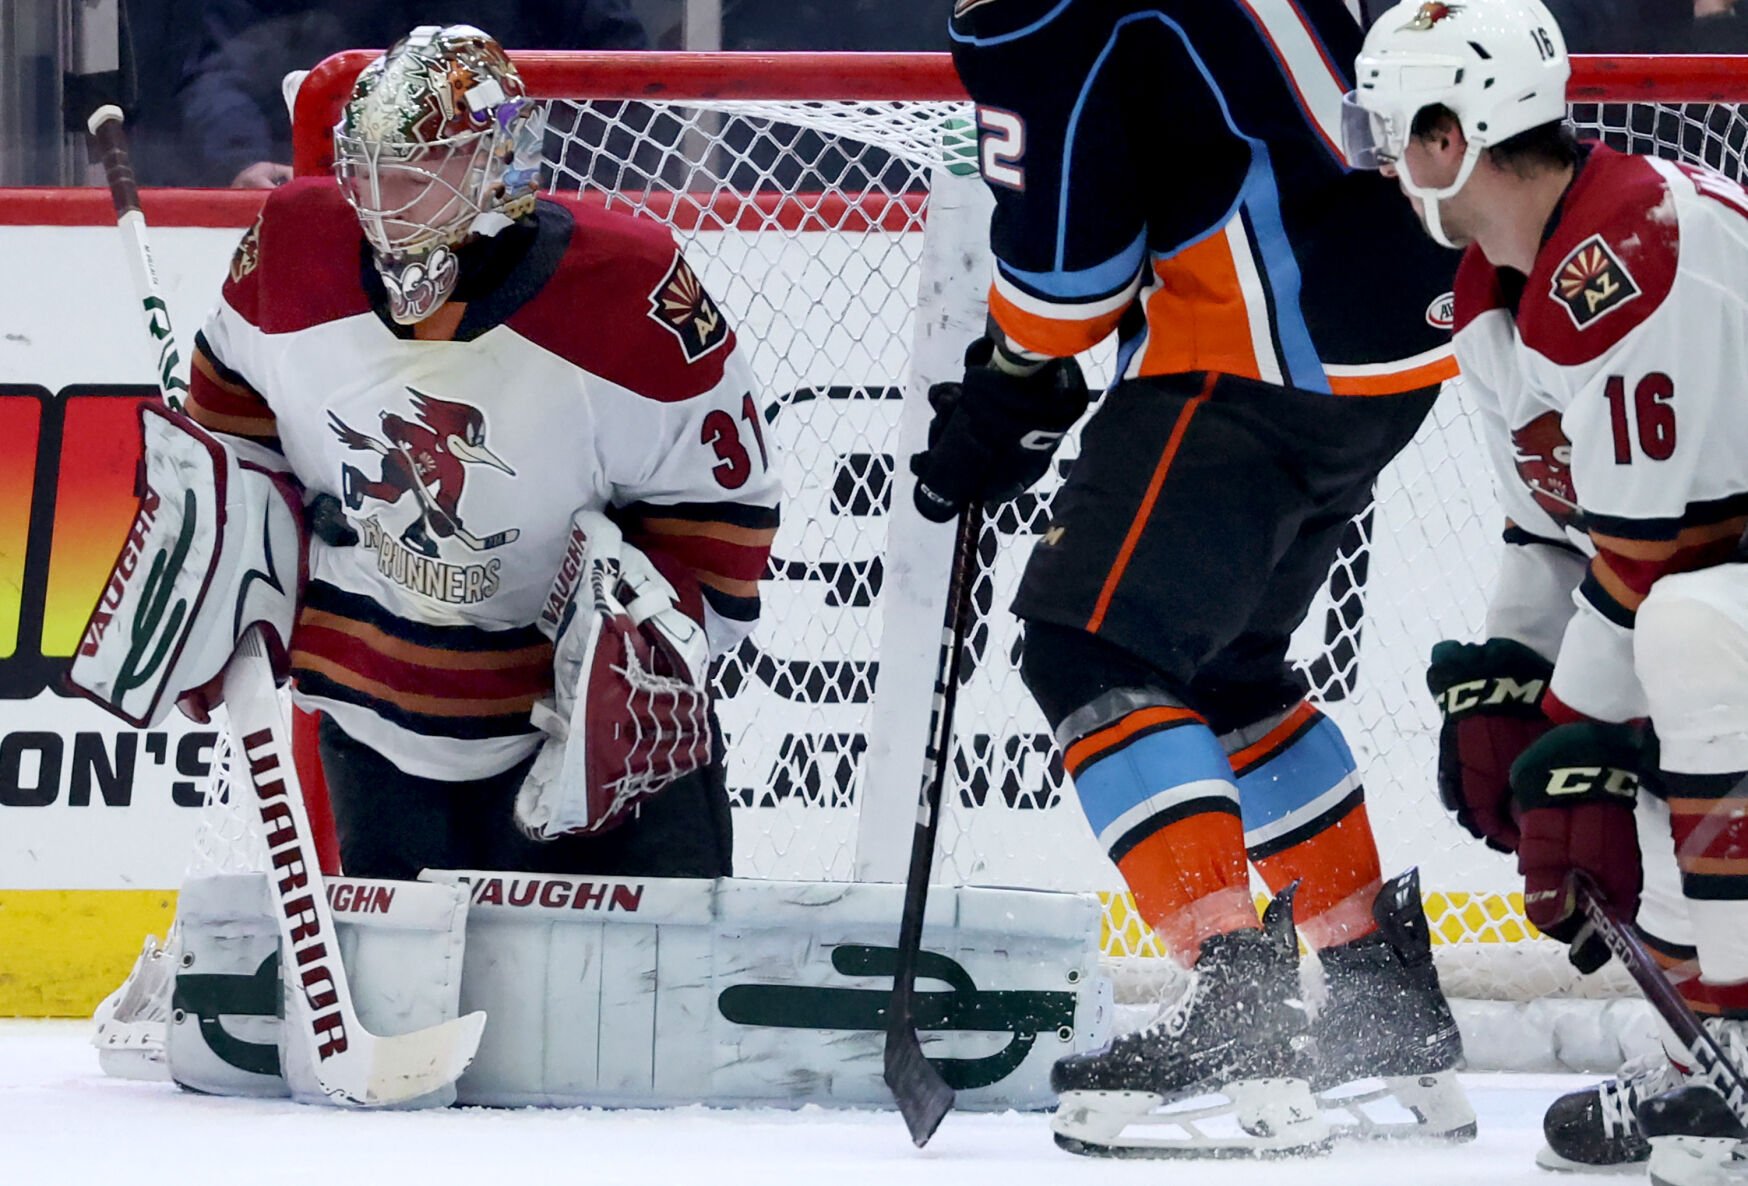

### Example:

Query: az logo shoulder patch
xmin=648 ymin=253 xmax=730 ymax=363
xmin=1551 ymin=234 xmax=1642 ymax=329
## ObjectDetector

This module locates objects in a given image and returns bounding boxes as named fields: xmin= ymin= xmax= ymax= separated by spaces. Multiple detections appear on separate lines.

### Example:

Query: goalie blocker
xmin=66 ymin=403 xmax=306 ymax=724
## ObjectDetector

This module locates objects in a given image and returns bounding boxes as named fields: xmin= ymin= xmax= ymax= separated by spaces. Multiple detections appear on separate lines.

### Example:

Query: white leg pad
xmin=422 ymin=873 xmax=1110 ymax=1110
xmin=1636 ymin=570 xmax=1748 ymax=774
xmin=164 ymin=873 xmax=471 ymax=1107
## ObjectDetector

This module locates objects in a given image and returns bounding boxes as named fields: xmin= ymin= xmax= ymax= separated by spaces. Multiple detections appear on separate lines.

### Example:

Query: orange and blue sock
xmin=1226 ymin=701 xmax=1382 ymax=949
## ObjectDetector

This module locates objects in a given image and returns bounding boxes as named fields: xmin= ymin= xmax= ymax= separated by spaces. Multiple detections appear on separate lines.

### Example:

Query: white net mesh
xmin=249 ymin=59 xmax=1748 ymax=1009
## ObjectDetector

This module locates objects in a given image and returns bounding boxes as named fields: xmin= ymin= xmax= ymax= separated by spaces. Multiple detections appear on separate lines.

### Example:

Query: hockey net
xmin=265 ymin=53 xmax=1748 ymax=1020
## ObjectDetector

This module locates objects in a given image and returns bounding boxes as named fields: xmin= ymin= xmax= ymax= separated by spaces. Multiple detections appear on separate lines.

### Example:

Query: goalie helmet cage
xmin=274 ymin=51 xmax=1748 ymax=1013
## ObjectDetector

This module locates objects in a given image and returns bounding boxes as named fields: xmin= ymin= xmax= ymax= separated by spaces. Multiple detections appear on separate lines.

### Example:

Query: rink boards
xmin=0 ymin=189 xmax=1529 ymax=1015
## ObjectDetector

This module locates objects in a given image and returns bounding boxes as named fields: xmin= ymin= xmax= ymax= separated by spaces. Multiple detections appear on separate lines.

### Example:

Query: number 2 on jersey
xmin=1605 ymin=373 xmax=1676 ymax=463
xmin=703 ymin=394 xmax=771 ymax=489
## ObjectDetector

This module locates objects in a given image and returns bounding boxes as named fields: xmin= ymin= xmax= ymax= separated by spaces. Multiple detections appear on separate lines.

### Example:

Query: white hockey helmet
xmin=332 ymin=25 xmax=545 ymax=322
xmin=1343 ymin=1 xmax=1570 ymax=241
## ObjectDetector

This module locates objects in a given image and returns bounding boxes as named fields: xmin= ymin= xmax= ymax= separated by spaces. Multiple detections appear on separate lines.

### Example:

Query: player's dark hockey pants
xmin=1016 ymin=370 xmax=1438 ymax=731
xmin=1014 ymin=370 xmax=1438 ymax=952
xmin=318 ymin=716 xmax=735 ymax=880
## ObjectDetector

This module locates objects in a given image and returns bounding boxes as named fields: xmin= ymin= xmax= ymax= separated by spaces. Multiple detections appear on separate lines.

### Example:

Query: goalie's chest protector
xmin=227 ymin=184 xmax=748 ymax=635
xmin=276 ymin=325 xmax=611 ymax=629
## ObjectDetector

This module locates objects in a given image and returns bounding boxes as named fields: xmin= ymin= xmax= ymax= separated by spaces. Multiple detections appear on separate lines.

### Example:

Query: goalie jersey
xmin=950 ymin=0 xmax=1459 ymax=394
xmin=188 ymin=179 xmax=780 ymax=780
xmin=1455 ymin=144 xmax=1748 ymax=722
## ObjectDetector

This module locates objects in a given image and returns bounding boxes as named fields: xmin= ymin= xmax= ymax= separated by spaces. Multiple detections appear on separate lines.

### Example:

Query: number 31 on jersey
xmin=702 ymin=393 xmax=771 ymax=489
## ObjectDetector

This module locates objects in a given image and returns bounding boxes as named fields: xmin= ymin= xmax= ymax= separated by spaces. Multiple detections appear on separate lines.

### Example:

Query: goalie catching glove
xmin=909 ymin=337 xmax=1088 ymax=523
xmin=1511 ymin=721 xmax=1652 ymax=973
xmin=1426 ymin=638 xmax=1557 ymax=853
xmin=515 ymin=509 xmax=712 ymax=840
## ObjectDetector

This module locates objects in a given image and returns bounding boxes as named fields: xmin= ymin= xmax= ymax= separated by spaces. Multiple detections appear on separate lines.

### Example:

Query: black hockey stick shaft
xmin=1575 ymin=873 xmax=1748 ymax=1124
xmin=87 ymin=105 xmax=189 ymax=411
xmin=884 ymin=502 xmax=983 ymax=1147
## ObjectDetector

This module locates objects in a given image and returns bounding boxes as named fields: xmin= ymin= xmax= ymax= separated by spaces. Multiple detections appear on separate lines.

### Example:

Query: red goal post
xmin=278 ymin=51 xmax=1748 ymax=1018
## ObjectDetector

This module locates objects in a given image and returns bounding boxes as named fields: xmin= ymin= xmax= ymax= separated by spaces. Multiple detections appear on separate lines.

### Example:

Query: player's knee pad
xmin=1018 ymin=619 xmax=1177 ymax=730
xmin=1637 ymin=568 xmax=1748 ymax=773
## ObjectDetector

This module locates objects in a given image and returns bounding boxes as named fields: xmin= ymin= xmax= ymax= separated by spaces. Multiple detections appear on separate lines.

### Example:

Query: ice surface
xmin=0 ymin=1020 xmax=1613 ymax=1186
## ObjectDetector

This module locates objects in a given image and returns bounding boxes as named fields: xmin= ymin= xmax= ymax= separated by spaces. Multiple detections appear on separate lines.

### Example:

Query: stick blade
xmin=884 ymin=1027 xmax=955 ymax=1147
xmin=332 ymin=1010 xmax=488 ymax=1107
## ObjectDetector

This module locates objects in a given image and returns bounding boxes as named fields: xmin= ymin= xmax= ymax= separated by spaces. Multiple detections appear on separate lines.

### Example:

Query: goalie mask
xmin=1342 ymin=0 xmax=1570 ymax=247
xmin=333 ymin=24 xmax=545 ymax=324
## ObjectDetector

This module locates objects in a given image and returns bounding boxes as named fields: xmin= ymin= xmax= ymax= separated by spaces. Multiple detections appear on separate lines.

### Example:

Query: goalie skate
xmin=90 ymin=925 xmax=178 ymax=1082
xmin=1312 ymin=869 xmax=1475 ymax=1142
xmin=1050 ymin=891 xmax=1328 ymax=1159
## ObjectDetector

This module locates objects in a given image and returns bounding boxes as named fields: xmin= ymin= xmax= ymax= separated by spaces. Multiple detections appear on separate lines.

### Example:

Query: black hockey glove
xmin=1426 ymin=638 xmax=1555 ymax=854
xmin=1512 ymin=721 xmax=1654 ymax=973
xmin=909 ymin=338 xmax=1089 ymax=524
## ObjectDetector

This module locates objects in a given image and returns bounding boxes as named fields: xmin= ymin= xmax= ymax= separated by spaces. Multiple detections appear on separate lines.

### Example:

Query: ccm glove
xmin=1426 ymin=638 xmax=1556 ymax=853
xmin=1511 ymin=721 xmax=1651 ymax=973
xmin=909 ymin=337 xmax=1089 ymax=523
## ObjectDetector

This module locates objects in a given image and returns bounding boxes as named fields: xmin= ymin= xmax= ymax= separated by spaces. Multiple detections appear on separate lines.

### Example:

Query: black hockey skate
xmin=1312 ymin=868 xmax=1476 ymax=1142
xmin=1050 ymin=888 xmax=1328 ymax=1158
xmin=400 ymin=517 xmax=439 ymax=558
xmin=1536 ymin=1050 xmax=1677 ymax=1171
xmin=1639 ymin=1083 xmax=1748 ymax=1186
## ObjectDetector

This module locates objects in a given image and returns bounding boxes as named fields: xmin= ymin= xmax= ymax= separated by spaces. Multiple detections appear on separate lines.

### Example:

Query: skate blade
xmin=1053 ymin=1078 xmax=1331 ymax=1159
xmin=1319 ymin=1071 xmax=1476 ymax=1142
xmin=1535 ymin=1145 xmax=1647 ymax=1174
xmin=1648 ymin=1134 xmax=1748 ymax=1186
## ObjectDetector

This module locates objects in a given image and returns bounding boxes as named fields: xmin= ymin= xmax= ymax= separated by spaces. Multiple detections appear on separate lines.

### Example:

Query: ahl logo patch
xmin=229 ymin=215 xmax=262 ymax=283
xmin=1400 ymin=2 xmax=1462 ymax=30
xmin=648 ymin=253 xmax=729 ymax=363
xmin=1551 ymin=234 xmax=1641 ymax=328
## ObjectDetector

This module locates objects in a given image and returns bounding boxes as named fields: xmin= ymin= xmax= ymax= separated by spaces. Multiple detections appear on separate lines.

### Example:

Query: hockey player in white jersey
xmin=1349 ymin=2 xmax=1748 ymax=1180
xmin=180 ymin=24 xmax=780 ymax=879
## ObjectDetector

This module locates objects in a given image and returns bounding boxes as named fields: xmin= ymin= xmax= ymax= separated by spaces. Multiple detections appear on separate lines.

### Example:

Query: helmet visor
xmin=1341 ymin=91 xmax=1401 ymax=171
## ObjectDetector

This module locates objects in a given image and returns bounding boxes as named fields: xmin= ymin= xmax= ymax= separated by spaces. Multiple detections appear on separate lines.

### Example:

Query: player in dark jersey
xmin=911 ymin=0 xmax=1471 ymax=1157
xmin=185 ymin=26 xmax=779 ymax=882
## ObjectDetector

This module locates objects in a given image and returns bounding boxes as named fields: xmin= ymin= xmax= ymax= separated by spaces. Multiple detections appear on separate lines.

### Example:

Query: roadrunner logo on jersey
xmin=648 ymin=253 xmax=729 ymax=363
xmin=1552 ymin=234 xmax=1642 ymax=328
xmin=1400 ymin=2 xmax=1463 ymax=29
xmin=1511 ymin=411 xmax=1580 ymax=528
xmin=327 ymin=389 xmax=518 ymax=603
xmin=229 ymin=215 xmax=262 ymax=284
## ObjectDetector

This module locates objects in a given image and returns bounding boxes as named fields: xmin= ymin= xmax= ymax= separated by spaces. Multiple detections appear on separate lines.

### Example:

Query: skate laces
xmin=1139 ymin=969 xmax=1203 ymax=1040
xmin=1598 ymin=1053 xmax=1679 ymax=1139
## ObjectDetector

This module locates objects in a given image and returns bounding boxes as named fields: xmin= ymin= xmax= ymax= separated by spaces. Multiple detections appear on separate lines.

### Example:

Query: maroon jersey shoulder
xmin=1452 ymin=244 xmax=1510 ymax=333
xmin=507 ymin=195 xmax=738 ymax=402
xmin=1519 ymin=147 xmax=1678 ymax=366
xmin=221 ymin=177 xmax=373 ymax=334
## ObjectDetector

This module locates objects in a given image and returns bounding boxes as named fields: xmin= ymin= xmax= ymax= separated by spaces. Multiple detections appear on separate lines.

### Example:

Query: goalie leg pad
xmin=421 ymin=872 xmax=1111 ymax=1110
xmin=1637 ymin=568 xmax=1748 ymax=775
xmin=68 ymin=404 xmax=307 ymax=727
xmin=162 ymin=873 xmax=471 ymax=1108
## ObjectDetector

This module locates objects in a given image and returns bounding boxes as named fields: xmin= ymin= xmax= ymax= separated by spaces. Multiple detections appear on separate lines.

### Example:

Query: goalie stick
xmin=1575 ymin=872 xmax=1748 ymax=1126
xmin=883 ymin=502 xmax=984 ymax=1146
xmin=86 ymin=104 xmax=486 ymax=1106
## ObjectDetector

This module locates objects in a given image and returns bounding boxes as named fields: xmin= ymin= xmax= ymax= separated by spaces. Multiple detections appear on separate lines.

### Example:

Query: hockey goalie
xmin=77 ymin=24 xmax=1109 ymax=1112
